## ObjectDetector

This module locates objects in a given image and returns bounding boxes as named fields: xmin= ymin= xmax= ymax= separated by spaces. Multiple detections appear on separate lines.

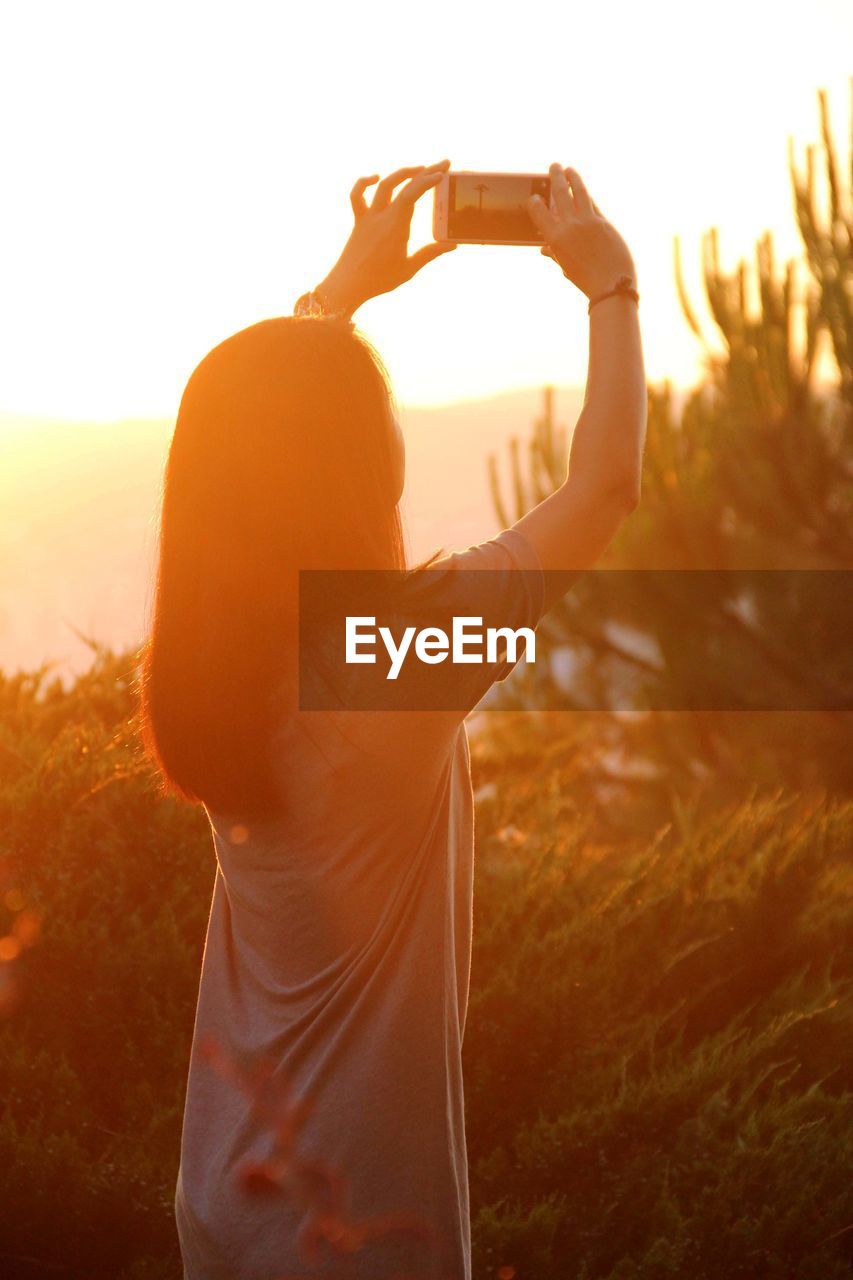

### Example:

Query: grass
xmin=0 ymin=650 xmax=851 ymax=1278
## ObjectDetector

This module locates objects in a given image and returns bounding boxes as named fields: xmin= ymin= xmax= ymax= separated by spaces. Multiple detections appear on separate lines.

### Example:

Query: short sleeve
xmin=298 ymin=528 xmax=546 ymax=716
xmin=435 ymin=527 xmax=545 ymax=657
xmin=401 ymin=527 xmax=546 ymax=714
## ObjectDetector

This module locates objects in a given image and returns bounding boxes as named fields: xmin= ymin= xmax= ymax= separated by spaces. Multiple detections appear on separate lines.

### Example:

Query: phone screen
xmin=447 ymin=173 xmax=550 ymax=242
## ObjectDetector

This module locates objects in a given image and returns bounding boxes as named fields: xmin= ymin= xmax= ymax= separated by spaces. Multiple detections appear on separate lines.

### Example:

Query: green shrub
xmin=467 ymin=719 xmax=853 ymax=1278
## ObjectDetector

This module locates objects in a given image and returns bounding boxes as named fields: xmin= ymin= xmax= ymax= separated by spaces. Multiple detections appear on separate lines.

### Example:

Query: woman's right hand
xmin=527 ymin=164 xmax=636 ymax=300
xmin=315 ymin=161 xmax=457 ymax=318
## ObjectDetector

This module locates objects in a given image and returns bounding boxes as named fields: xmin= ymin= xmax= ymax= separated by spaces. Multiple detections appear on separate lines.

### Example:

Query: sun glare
xmin=0 ymin=1 xmax=850 ymax=421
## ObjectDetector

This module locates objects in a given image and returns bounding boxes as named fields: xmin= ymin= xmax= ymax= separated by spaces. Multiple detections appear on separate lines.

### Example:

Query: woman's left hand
xmin=315 ymin=161 xmax=457 ymax=318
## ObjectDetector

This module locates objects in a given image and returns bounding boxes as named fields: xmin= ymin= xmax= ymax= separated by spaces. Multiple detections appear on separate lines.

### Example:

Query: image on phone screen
xmin=447 ymin=174 xmax=551 ymax=242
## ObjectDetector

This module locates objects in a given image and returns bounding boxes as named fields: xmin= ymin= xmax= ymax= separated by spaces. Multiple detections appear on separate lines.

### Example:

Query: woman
xmin=140 ymin=158 xmax=645 ymax=1279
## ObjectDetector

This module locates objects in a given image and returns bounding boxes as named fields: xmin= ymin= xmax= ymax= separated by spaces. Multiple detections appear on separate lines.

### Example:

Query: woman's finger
xmin=395 ymin=162 xmax=450 ymax=209
xmin=403 ymin=239 xmax=457 ymax=278
xmin=549 ymin=163 xmax=574 ymax=220
xmin=418 ymin=158 xmax=451 ymax=175
xmin=371 ymin=166 xmax=425 ymax=210
xmin=527 ymin=193 xmax=561 ymax=243
xmin=565 ymin=167 xmax=594 ymax=217
xmin=350 ymin=175 xmax=379 ymax=218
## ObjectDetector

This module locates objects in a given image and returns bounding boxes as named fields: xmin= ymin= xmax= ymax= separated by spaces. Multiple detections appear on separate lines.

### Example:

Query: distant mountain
xmin=0 ymin=387 xmax=583 ymax=677
xmin=400 ymin=386 xmax=583 ymax=558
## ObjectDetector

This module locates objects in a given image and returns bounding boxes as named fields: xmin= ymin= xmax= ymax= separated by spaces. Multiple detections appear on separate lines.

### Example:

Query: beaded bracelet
xmin=293 ymin=289 xmax=354 ymax=327
xmin=293 ymin=289 xmax=325 ymax=318
xmin=588 ymin=274 xmax=640 ymax=314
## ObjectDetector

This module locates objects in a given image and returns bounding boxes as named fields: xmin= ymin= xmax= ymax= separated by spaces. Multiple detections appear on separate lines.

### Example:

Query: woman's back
xmin=175 ymin=531 xmax=545 ymax=1280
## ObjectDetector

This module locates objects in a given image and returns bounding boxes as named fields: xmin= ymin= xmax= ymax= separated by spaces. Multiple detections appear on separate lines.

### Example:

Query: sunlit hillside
xmin=0 ymin=387 xmax=583 ymax=677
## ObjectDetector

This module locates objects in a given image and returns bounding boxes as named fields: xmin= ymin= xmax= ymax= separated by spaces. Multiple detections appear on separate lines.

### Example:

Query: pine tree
xmin=489 ymin=87 xmax=853 ymax=799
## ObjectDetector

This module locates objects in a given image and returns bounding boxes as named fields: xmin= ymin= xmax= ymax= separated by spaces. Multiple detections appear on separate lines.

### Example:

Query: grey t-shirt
xmin=175 ymin=528 xmax=545 ymax=1279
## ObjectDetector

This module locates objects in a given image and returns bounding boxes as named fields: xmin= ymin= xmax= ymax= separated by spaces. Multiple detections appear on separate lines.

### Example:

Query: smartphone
xmin=433 ymin=171 xmax=554 ymax=246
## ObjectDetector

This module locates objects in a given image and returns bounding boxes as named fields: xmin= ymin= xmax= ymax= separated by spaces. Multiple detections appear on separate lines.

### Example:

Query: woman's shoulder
xmin=415 ymin=527 xmax=543 ymax=580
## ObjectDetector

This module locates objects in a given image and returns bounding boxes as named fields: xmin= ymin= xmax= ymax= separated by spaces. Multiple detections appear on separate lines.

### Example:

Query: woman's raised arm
xmin=311 ymin=161 xmax=457 ymax=319
xmin=513 ymin=164 xmax=646 ymax=606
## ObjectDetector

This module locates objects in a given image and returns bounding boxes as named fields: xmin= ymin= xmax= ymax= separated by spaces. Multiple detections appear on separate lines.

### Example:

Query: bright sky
xmin=0 ymin=0 xmax=850 ymax=421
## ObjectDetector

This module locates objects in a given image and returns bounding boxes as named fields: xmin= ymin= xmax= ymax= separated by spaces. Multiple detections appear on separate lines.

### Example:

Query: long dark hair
xmin=138 ymin=315 xmax=406 ymax=820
